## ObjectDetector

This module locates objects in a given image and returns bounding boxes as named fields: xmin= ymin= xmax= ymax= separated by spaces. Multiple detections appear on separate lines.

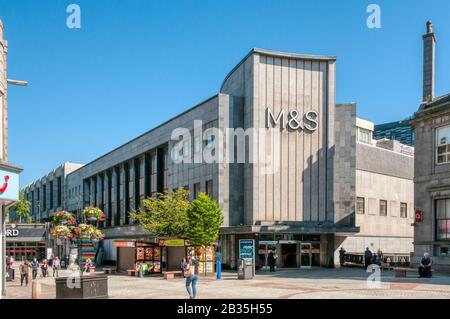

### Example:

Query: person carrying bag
xmin=185 ymin=255 xmax=199 ymax=299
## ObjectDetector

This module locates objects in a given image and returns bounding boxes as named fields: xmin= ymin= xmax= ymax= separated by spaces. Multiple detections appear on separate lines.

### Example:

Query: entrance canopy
xmin=220 ymin=223 xmax=360 ymax=235
xmin=5 ymin=224 xmax=47 ymax=243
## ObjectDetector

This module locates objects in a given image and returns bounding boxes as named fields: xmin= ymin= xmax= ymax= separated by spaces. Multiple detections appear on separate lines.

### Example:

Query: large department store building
xmin=23 ymin=48 xmax=414 ymax=269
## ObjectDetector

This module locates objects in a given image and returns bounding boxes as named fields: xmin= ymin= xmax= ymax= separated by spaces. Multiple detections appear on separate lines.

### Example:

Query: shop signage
xmin=265 ymin=107 xmax=318 ymax=132
xmin=239 ymin=239 xmax=255 ymax=260
xmin=0 ymin=168 xmax=19 ymax=201
xmin=113 ymin=241 xmax=135 ymax=248
xmin=415 ymin=210 xmax=423 ymax=223
xmin=259 ymin=240 xmax=278 ymax=245
xmin=5 ymin=224 xmax=20 ymax=237
xmin=158 ymin=239 xmax=185 ymax=246
xmin=278 ymin=240 xmax=301 ymax=244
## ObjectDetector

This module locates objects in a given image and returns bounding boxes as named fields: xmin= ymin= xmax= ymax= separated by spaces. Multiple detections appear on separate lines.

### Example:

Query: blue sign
xmin=0 ymin=168 xmax=19 ymax=201
xmin=239 ymin=239 xmax=255 ymax=260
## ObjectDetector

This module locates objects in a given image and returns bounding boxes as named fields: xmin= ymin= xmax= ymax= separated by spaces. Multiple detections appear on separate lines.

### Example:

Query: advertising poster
xmin=239 ymin=239 xmax=255 ymax=260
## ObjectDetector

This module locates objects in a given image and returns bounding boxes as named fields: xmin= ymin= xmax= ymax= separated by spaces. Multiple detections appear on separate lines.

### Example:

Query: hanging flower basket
xmin=52 ymin=211 xmax=76 ymax=226
xmin=92 ymin=228 xmax=105 ymax=241
xmin=73 ymin=224 xmax=95 ymax=239
xmin=82 ymin=207 xmax=105 ymax=222
xmin=50 ymin=225 xmax=72 ymax=239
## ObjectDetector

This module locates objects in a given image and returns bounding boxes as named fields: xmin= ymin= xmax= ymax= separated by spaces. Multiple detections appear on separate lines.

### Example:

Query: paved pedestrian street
xmin=5 ymin=267 xmax=450 ymax=299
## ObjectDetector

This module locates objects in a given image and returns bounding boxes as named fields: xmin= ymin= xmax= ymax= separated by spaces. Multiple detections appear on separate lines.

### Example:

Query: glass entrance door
xmin=300 ymin=243 xmax=312 ymax=269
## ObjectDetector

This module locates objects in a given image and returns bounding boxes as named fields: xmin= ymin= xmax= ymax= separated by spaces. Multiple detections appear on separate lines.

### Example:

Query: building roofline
xmin=357 ymin=140 xmax=414 ymax=158
xmin=0 ymin=161 xmax=23 ymax=173
xmin=66 ymin=94 xmax=220 ymax=177
xmin=220 ymin=48 xmax=336 ymax=92
xmin=418 ymin=93 xmax=450 ymax=111
xmin=21 ymin=162 xmax=84 ymax=190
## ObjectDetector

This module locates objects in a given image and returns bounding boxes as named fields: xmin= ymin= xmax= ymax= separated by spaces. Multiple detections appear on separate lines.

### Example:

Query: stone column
xmin=230 ymin=234 xmax=236 ymax=269
xmin=113 ymin=167 xmax=120 ymax=226
xmin=326 ymin=233 xmax=336 ymax=268
xmin=90 ymin=178 xmax=95 ymax=206
xmin=97 ymin=174 xmax=103 ymax=211
xmin=105 ymin=171 xmax=111 ymax=227
xmin=122 ymin=164 xmax=128 ymax=224
xmin=130 ymin=160 xmax=136 ymax=211
xmin=275 ymin=243 xmax=282 ymax=268
xmin=144 ymin=153 xmax=150 ymax=197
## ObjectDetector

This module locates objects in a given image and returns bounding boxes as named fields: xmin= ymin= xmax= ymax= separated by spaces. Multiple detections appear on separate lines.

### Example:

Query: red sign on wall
xmin=415 ymin=210 xmax=423 ymax=223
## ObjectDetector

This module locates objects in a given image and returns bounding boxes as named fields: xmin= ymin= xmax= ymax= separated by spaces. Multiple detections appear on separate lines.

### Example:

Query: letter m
xmin=266 ymin=108 xmax=285 ymax=129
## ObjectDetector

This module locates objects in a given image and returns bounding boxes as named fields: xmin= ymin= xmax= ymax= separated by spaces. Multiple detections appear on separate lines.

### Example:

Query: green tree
xmin=187 ymin=192 xmax=223 ymax=274
xmin=10 ymin=190 xmax=32 ymax=223
xmin=130 ymin=188 xmax=190 ymax=238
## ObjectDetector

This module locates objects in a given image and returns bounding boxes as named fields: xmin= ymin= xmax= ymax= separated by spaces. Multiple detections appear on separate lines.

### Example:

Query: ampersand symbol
xmin=288 ymin=110 xmax=301 ymax=130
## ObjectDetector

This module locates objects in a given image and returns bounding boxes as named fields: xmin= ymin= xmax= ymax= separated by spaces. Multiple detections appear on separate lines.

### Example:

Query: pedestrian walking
xmin=364 ymin=247 xmax=373 ymax=269
xmin=52 ymin=256 xmax=61 ymax=277
xmin=268 ymin=249 xmax=277 ymax=272
xmin=339 ymin=247 xmax=346 ymax=266
xmin=185 ymin=254 xmax=199 ymax=299
xmin=31 ymin=258 xmax=39 ymax=280
xmin=5 ymin=255 xmax=10 ymax=271
xmin=20 ymin=261 xmax=31 ymax=286
xmin=48 ymin=255 xmax=54 ymax=269
xmin=40 ymin=259 xmax=48 ymax=278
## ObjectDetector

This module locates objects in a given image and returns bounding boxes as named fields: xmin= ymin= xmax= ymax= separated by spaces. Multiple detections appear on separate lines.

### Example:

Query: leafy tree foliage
xmin=130 ymin=188 xmax=190 ymax=238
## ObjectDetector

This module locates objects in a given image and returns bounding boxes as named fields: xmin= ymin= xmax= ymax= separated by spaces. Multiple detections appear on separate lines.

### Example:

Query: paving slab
xmin=5 ymin=267 xmax=450 ymax=299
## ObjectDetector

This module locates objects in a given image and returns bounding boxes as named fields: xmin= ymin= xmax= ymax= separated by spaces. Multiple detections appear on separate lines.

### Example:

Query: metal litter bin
xmin=237 ymin=258 xmax=254 ymax=280
xmin=6 ymin=268 xmax=15 ymax=281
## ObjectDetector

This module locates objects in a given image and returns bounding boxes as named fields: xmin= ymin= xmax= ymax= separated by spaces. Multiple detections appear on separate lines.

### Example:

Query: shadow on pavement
xmin=247 ymin=267 xmax=450 ymax=286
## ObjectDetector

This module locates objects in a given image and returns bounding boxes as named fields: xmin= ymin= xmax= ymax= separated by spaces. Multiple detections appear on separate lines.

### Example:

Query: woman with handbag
xmin=184 ymin=254 xmax=199 ymax=299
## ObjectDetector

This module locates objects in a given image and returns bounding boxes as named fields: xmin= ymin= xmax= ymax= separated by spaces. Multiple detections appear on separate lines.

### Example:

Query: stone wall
xmin=334 ymin=103 xmax=356 ymax=227
xmin=221 ymin=49 xmax=337 ymax=225
xmin=412 ymin=108 xmax=450 ymax=269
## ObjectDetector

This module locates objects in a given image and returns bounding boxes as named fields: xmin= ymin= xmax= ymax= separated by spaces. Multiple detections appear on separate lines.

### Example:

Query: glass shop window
xmin=436 ymin=126 xmax=450 ymax=164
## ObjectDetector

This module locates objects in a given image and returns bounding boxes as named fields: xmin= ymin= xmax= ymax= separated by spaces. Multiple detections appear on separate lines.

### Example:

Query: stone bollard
xmin=31 ymin=281 xmax=41 ymax=299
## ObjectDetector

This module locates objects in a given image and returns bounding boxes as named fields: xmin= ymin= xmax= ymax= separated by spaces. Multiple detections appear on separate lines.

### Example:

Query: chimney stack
xmin=423 ymin=20 xmax=436 ymax=102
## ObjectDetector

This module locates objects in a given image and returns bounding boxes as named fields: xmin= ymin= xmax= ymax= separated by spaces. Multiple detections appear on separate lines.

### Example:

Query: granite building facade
xmin=23 ymin=48 xmax=415 ymax=269
xmin=22 ymin=162 xmax=83 ymax=222
xmin=411 ymin=21 xmax=450 ymax=270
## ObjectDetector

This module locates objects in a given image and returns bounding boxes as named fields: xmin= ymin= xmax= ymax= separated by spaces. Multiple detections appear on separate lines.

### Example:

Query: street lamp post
xmin=0 ymin=81 xmax=28 ymax=298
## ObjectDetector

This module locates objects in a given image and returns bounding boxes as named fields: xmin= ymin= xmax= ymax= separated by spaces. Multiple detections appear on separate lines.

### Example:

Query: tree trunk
xmin=203 ymin=245 xmax=206 ymax=276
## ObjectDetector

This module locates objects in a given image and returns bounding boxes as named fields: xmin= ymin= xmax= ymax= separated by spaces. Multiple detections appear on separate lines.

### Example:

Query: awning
xmin=5 ymin=224 xmax=47 ymax=243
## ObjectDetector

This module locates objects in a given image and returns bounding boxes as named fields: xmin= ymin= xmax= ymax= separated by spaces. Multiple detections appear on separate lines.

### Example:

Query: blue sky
xmin=1 ymin=0 xmax=449 ymax=186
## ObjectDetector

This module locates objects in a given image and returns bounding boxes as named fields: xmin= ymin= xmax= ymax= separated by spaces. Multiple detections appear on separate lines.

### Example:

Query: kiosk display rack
xmin=186 ymin=245 xmax=215 ymax=274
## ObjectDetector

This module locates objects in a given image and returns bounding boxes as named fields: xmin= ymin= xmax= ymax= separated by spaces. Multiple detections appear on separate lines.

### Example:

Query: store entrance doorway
xmin=300 ymin=243 xmax=312 ymax=269
xmin=281 ymin=244 xmax=298 ymax=268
